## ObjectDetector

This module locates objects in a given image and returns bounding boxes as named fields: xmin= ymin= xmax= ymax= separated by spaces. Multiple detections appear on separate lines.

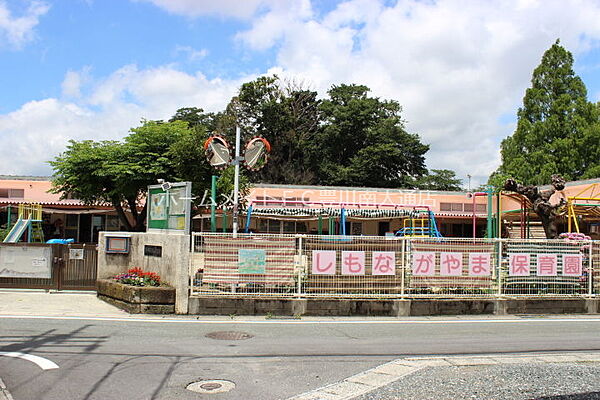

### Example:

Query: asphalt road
xmin=1 ymin=316 xmax=600 ymax=400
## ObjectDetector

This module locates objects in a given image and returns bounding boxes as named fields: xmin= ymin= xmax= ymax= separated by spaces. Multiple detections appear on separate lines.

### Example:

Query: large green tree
xmin=219 ymin=77 xmax=434 ymax=189
xmin=415 ymin=169 xmax=463 ymax=191
xmin=226 ymin=76 xmax=320 ymax=184
xmin=50 ymin=120 xmax=208 ymax=231
xmin=316 ymin=84 xmax=429 ymax=188
xmin=169 ymin=106 xmax=221 ymax=133
xmin=497 ymin=40 xmax=599 ymax=185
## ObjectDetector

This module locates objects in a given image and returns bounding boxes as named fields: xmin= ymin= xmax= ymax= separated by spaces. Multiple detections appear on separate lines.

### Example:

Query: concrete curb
xmin=287 ymin=351 xmax=600 ymax=400
xmin=0 ymin=378 xmax=14 ymax=400
xmin=189 ymin=296 xmax=600 ymax=317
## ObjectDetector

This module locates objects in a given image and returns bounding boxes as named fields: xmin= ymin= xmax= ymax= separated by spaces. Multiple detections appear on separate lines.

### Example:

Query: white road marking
xmin=0 ymin=351 xmax=59 ymax=370
xmin=1 ymin=315 xmax=600 ymax=325
xmin=0 ymin=377 xmax=15 ymax=400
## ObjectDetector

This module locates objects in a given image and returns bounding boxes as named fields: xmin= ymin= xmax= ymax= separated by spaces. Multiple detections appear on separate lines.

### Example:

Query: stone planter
xmin=97 ymin=279 xmax=175 ymax=314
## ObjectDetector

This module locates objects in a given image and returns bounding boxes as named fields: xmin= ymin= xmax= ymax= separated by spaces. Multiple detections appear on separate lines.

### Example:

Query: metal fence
xmin=191 ymin=233 xmax=595 ymax=298
xmin=0 ymin=243 xmax=98 ymax=291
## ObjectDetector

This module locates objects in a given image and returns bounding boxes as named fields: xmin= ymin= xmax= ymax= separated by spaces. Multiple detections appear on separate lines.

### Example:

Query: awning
xmin=196 ymin=207 xmax=420 ymax=220
xmin=0 ymin=205 xmax=115 ymax=214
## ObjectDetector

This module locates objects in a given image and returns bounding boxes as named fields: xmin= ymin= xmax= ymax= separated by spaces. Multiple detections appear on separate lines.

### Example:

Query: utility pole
xmin=232 ymin=125 xmax=241 ymax=237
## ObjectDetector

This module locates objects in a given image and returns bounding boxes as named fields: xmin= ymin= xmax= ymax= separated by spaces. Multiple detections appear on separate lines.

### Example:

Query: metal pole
xmin=497 ymin=238 xmax=503 ymax=295
xmin=232 ymin=125 xmax=241 ymax=237
xmin=400 ymin=238 xmax=406 ymax=297
xmin=588 ymin=241 xmax=593 ymax=297
xmin=520 ymin=199 xmax=525 ymax=239
xmin=497 ymin=191 xmax=502 ymax=238
xmin=297 ymin=235 xmax=303 ymax=296
xmin=487 ymin=187 xmax=493 ymax=238
xmin=472 ymin=193 xmax=477 ymax=239
xmin=211 ymin=175 xmax=217 ymax=232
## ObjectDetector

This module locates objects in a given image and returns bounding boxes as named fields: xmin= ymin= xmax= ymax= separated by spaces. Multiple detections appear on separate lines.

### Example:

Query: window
xmin=464 ymin=203 xmax=487 ymax=212
xmin=0 ymin=188 xmax=24 ymax=198
xmin=258 ymin=219 xmax=268 ymax=232
xmin=66 ymin=214 xmax=79 ymax=227
xmin=440 ymin=203 xmax=452 ymax=211
xmin=296 ymin=222 xmax=308 ymax=233
xmin=283 ymin=221 xmax=296 ymax=232
xmin=451 ymin=203 xmax=463 ymax=212
xmin=269 ymin=220 xmax=281 ymax=233
xmin=440 ymin=202 xmax=466 ymax=212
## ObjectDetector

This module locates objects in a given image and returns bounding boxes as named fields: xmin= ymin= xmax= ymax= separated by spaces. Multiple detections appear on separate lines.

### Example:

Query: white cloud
xmin=5 ymin=0 xmax=600 ymax=185
xmin=174 ymin=45 xmax=208 ymax=61
xmin=61 ymin=67 xmax=93 ymax=98
xmin=136 ymin=0 xmax=275 ymax=19
xmin=0 ymin=0 xmax=49 ymax=48
xmin=235 ymin=0 xmax=600 ymax=186
xmin=0 ymin=66 xmax=248 ymax=175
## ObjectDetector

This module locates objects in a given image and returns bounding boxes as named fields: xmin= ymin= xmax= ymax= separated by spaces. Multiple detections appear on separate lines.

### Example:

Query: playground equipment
xmin=566 ymin=182 xmax=600 ymax=233
xmin=3 ymin=203 xmax=44 ymax=243
xmin=395 ymin=210 xmax=442 ymax=237
xmin=243 ymin=199 xmax=440 ymax=236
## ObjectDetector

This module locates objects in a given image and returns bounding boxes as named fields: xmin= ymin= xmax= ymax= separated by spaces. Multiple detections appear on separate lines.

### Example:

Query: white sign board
xmin=69 ymin=248 xmax=84 ymax=260
xmin=0 ymin=246 xmax=52 ymax=278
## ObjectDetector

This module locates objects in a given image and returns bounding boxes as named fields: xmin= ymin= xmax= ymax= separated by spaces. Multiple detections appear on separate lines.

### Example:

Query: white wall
xmin=97 ymin=232 xmax=190 ymax=313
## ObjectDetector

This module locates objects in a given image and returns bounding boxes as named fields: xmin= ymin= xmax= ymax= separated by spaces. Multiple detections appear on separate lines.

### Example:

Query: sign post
xmin=146 ymin=181 xmax=192 ymax=234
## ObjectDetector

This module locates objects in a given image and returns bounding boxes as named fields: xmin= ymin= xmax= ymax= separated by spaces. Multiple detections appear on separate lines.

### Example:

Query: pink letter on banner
xmin=372 ymin=252 xmax=395 ymax=276
xmin=440 ymin=252 xmax=463 ymax=276
xmin=469 ymin=253 xmax=491 ymax=276
xmin=563 ymin=254 xmax=583 ymax=276
xmin=537 ymin=254 xmax=558 ymax=276
xmin=509 ymin=254 xmax=530 ymax=276
xmin=342 ymin=251 xmax=365 ymax=275
xmin=312 ymin=251 xmax=336 ymax=275
xmin=412 ymin=252 xmax=435 ymax=276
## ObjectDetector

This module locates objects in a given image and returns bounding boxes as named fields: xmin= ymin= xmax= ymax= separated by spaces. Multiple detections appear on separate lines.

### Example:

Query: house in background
xmin=0 ymin=176 xmax=122 ymax=243
xmin=9 ymin=175 xmax=600 ymax=241
xmin=197 ymin=183 xmax=491 ymax=237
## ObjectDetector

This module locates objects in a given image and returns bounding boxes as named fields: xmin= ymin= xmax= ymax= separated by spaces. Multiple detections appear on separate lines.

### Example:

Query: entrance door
xmin=378 ymin=221 xmax=390 ymax=236
xmin=79 ymin=214 xmax=91 ymax=243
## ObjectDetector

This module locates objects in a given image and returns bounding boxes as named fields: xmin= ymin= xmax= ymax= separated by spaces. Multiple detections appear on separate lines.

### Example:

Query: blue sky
xmin=2 ymin=0 xmax=600 ymax=186
xmin=1 ymin=0 xmax=272 ymax=112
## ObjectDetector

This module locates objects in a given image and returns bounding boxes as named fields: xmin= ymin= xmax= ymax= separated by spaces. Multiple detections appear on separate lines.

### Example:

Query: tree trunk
xmin=112 ymin=200 xmax=133 ymax=231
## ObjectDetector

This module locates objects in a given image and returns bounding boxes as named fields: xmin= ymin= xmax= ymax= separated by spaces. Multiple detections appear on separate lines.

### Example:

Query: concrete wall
xmin=97 ymin=232 xmax=190 ymax=314
xmin=188 ymin=297 xmax=599 ymax=317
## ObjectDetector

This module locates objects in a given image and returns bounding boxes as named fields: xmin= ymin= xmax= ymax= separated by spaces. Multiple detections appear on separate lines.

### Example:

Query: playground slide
xmin=3 ymin=218 xmax=30 ymax=243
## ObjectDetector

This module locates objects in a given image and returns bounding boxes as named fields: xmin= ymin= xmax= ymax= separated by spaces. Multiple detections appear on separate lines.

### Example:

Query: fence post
xmin=297 ymin=234 xmax=304 ymax=297
xmin=189 ymin=234 xmax=195 ymax=295
xmin=400 ymin=238 xmax=406 ymax=298
xmin=589 ymin=241 xmax=593 ymax=297
xmin=54 ymin=244 xmax=64 ymax=291
xmin=497 ymin=238 xmax=503 ymax=296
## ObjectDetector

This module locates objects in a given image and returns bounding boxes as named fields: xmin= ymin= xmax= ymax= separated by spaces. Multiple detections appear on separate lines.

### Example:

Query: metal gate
xmin=0 ymin=243 xmax=98 ymax=291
